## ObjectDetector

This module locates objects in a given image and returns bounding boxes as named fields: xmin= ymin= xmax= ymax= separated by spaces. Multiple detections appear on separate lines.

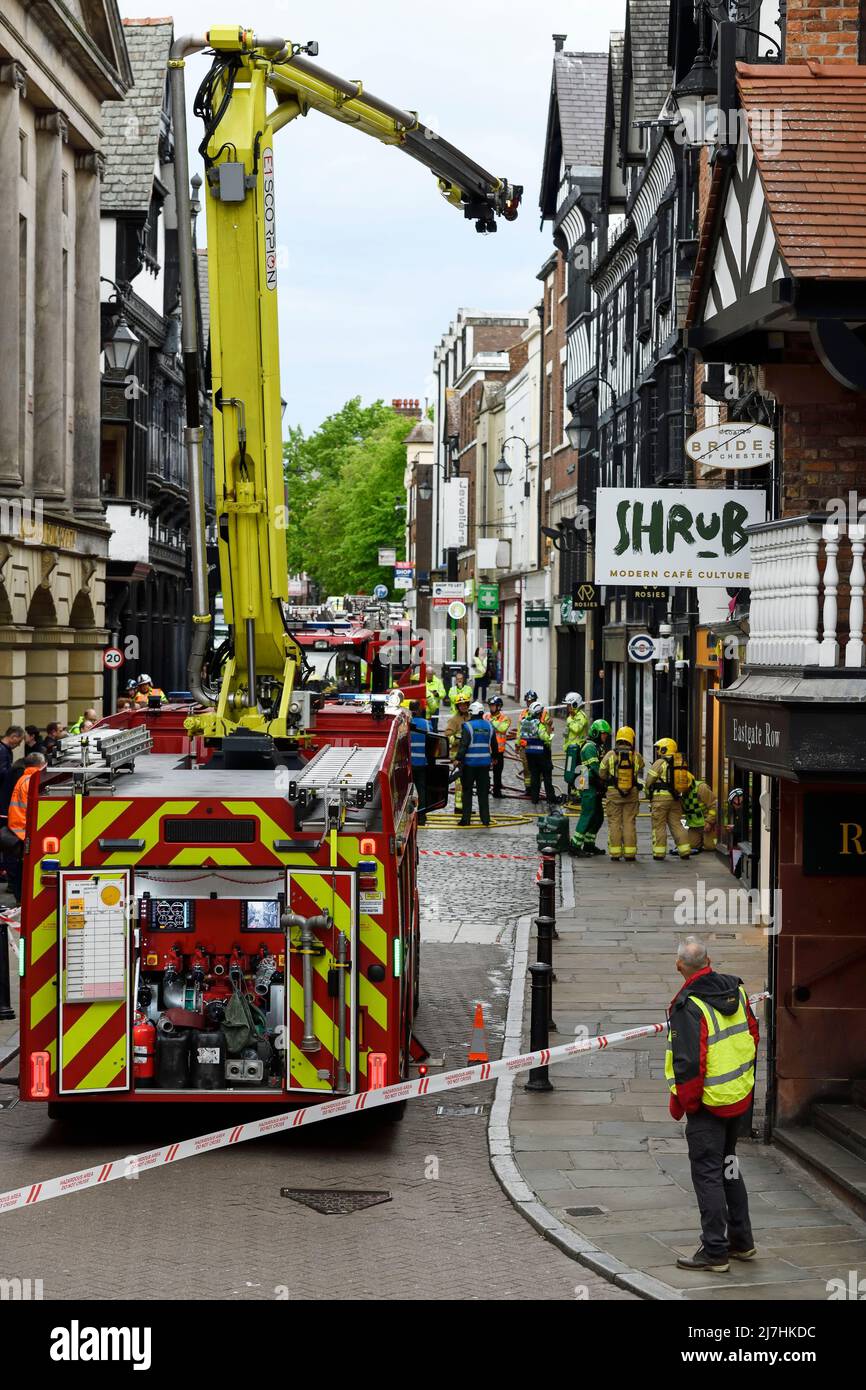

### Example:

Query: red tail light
xmin=367 ymin=1052 xmax=387 ymax=1090
xmin=30 ymin=1051 xmax=50 ymax=1099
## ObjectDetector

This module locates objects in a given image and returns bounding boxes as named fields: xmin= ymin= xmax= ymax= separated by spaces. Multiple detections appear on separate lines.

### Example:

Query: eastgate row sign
xmin=594 ymin=487 xmax=766 ymax=588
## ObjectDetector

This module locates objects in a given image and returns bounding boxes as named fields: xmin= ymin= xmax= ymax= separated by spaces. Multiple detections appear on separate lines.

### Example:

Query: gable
xmin=700 ymin=135 xmax=784 ymax=326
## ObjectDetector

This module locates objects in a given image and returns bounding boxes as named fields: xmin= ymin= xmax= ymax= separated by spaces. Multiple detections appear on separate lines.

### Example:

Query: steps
xmin=776 ymin=1096 xmax=866 ymax=1218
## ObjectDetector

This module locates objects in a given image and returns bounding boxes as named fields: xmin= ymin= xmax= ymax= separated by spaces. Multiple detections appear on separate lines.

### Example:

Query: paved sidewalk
xmin=505 ymin=818 xmax=866 ymax=1301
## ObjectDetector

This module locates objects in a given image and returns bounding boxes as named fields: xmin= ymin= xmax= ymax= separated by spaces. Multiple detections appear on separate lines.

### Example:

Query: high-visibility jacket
xmin=426 ymin=675 xmax=445 ymax=715
xmin=471 ymin=653 xmax=487 ymax=678
xmin=134 ymin=687 xmax=166 ymax=705
xmin=448 ymin=682 xmax=471 ymax=707
xmin=666 ymin=971 xmax=757 ymax=1117
xmin=519 ymin=716 xmax=551 ymax=757
xmin=460 ymin=717 xmax=494 ymax=767
xmin=7 ymin=765 xmax=40 ymax=840
xmin=410 ymin=715 xmax=430 ymax=767
xmin=490 ymin=713 xmax=510 ymax=754
xmin=563 ymin=709 xmax=588 ymax=751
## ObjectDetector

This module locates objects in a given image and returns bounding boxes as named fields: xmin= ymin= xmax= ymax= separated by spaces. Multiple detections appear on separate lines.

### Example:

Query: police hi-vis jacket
xmin=458 ymin=717 xmax=496 ymax=767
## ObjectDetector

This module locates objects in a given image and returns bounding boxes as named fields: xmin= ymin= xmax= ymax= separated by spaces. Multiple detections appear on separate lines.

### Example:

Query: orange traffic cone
xmin=467 ymin=1003 xmax=489 ymax=1065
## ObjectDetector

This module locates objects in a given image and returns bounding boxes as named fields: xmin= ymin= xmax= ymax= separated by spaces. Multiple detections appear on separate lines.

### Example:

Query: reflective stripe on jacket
xmin=7 ymin=765 xmax=40 ymax=839
xmin=563 ymin=710 xmax=588 ymax=751
xmin=665 ymin=983 xmax=756 ymax=1113
xmin=410 ymin=716 xmax=430 ymax=767
xmin=462 ymin=717 xmax=493 ymax=767
xmin=490 ymin=713 xmax=510 ymax=753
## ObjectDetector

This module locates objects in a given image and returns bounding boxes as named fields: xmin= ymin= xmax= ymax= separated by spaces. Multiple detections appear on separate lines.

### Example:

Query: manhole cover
xmin=435 ymin=1104 xmax=486 ymax=1117
xmin=280 ymin=1189 xmax=392 ymax=1215
xmin=565 ymin=1205 xmax=607 ymax=1218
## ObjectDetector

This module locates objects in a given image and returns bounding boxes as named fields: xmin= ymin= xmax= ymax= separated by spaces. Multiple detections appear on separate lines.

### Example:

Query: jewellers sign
xmin=595 ymin=487 xmax=766 ymax=588
xmin=686 ymin=424 xmax=774 ymax=472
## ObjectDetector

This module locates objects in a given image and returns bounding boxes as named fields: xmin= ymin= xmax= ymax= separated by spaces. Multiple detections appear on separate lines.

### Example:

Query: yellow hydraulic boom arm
xmin=171 ymin=27 xmax=521 ymax=757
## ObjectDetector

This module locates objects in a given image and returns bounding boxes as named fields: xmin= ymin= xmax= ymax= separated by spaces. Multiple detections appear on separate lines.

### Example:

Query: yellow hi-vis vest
xmin=665 ymin=986 xmax=756 ymax=1110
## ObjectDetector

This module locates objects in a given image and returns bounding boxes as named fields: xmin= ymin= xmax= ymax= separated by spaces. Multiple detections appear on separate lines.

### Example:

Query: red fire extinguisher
xmin=133 ymin=1011 xmax=156 ymax=1088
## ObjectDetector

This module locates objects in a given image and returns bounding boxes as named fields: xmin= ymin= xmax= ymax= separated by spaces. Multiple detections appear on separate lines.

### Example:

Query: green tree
xmin=284 ymin=398 xmax=412 ymax=595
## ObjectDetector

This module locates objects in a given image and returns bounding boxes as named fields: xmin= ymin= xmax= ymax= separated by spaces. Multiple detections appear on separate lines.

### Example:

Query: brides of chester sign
xmin=595 ymin=487 xmax=766 ymax=588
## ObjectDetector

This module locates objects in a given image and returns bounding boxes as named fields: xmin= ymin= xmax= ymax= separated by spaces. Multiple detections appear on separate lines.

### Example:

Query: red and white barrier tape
xmin=0 ymin=992 xmax=769 ymax=1215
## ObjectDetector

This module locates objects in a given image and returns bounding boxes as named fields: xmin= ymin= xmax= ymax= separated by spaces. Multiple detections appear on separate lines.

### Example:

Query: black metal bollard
xmin=524 ymin=962 xmax=554 ymax=1092
xmin=535 ymin=914 xmax=557 ymax=1030
xmin=541 ymin=848 xmax=559 ymax=938
xmin=0 ymin=919 xmax=15 ymax=1021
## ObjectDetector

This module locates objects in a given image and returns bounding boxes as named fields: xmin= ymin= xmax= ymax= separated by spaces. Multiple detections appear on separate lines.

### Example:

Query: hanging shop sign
xmin=572 ymin=581 xmax=601 ymax=609
xmin=524 ymin=609 xmax=550 ymax=629
xmin=378 ymin=547 xmax=397 ymax=566
xmin=627 ymin=633 xmax=656 ymax=663
xmin=633 ymin=586 xmax=668 ymax=602
xmin=432 ymin=581 xmax=465 ymax=608
xmin=393 ymin=563 xmax=414 ymax=591
xmin=477 ymin=582 xmax=500 ymax=614
xmin=686 ymin=424 xmax=774 ymax=473
xmin=595 ymin=487 xmax=766 ymax=588
xmin=441 ymin=477 xmax=469 ymax=548
xmin=558 ymin=597 xmax=585 ymax=626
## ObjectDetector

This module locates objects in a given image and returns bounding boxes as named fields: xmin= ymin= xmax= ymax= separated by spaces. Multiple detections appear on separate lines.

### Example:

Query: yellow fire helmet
xmin=615 ymin=726 xmax=635 ymax=747
xmin=655 ymin=737 xmax=677 ymax=757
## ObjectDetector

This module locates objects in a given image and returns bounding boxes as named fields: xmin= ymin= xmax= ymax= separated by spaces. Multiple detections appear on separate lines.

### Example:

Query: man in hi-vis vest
xmin=666 ymin=936 xmax=759 ymax=1274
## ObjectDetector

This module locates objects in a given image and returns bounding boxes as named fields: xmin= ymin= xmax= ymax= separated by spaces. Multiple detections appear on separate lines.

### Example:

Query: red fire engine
xmin=16 ymin=25 xmax=519 ymax=1114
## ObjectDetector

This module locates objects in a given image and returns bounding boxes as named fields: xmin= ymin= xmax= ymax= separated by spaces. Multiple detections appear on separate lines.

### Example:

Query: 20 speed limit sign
xmin=103 ymin=646 xmax=125 ymax=670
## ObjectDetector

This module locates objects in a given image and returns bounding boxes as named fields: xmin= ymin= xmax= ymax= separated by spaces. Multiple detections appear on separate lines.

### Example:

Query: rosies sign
xmin=595 ymin=487 xmax=766 ymax=588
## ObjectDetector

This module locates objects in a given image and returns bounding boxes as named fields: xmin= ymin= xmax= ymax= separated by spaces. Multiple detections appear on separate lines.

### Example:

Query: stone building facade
xmin=0 ymin=1 xmax=131 ymax=727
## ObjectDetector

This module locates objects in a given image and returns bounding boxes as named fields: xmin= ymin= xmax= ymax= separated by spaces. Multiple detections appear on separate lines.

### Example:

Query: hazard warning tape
xmin=0 ymin=993 xmax=769 ymax=1215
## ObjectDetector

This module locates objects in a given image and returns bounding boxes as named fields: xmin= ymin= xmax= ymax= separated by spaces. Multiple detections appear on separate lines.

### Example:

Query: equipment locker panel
xmin=58 ymin=870 xmax=131 ymax=1094
xmin=285 ymin=869 xmax=357 ymax=1094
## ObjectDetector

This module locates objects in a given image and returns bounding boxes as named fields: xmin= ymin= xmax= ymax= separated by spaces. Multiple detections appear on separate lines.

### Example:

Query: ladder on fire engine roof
xmin=287 ymin=744 xmax=385 ymax=811
xmin=42 ymin=726 xmax=154 ymax=793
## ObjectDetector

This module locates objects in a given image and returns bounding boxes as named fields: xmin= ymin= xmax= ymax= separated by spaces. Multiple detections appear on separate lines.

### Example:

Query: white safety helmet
xmin=565 ymin=691 xmax=584 ymax=708
xmin=529 ymin=700 xmax=543 ymax=716
xmin=137 ymin=673 xmax=153 ymax=686
xmin=469 ymin=700 xmax=485 ymax=717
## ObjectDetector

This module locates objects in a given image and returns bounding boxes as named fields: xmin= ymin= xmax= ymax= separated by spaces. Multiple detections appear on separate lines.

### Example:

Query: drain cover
xmin=565 ymin=1205 xmax=607 ymax=1218
xmin=280 ymin=1189 xmax=392 ymax=1215
xmin=435 ymin=1103 xmax=486 ymax=1117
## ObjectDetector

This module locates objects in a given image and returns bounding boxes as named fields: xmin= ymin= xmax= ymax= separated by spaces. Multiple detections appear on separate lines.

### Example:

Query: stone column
xmin=73 ymin=151 xmax=105 ymax=518
xmin=33 ymin=110 xmax=68 ymax=503
xmin=27 ymin=630 xmax=70 ymax=727
xmin=0 ymin=62 xmax=26 ymax=489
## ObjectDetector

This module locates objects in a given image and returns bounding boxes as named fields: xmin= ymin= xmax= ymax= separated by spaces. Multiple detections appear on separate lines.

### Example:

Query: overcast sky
xmin=121 ymin=1 xmax=626 ymax=432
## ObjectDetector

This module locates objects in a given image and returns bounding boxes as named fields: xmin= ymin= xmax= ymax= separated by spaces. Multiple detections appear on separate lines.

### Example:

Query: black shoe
xmin=458 ymin=819 xmax=470 ymax=827
xmin=676 ymin=1247 xmax=729 ymax=1273
xmin=728 ymin=1245 xmax=756 ymax=1261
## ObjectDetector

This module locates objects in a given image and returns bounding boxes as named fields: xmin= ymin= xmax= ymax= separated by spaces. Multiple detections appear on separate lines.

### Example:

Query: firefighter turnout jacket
xmin=646 ymin=753 xmax=693 ymax=800
xmin=445 ymin=709 xmax=468 ymax=758
xmin=665 ymin=966 xmax=759 ymax=1120
xmin=600 ymin=746 xmax=644 ymax=794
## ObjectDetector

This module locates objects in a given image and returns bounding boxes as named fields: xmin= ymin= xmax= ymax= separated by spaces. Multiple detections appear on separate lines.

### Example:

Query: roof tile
xmin=738 ymin=62 xmax=866 ymax=279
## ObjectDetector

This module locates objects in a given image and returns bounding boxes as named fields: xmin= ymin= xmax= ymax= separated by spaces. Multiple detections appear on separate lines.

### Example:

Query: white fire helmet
xmin=469 ymin=701 xmax=484 ymax=717
xmin=529 ymin=701 xmax=543 ymax=716
xmin=565 ymin=691 xmax=584 ymax=708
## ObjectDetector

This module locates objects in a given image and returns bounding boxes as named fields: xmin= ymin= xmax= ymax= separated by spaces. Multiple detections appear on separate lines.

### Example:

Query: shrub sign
xmin=595 ymin=487 xmax=766 ymax=588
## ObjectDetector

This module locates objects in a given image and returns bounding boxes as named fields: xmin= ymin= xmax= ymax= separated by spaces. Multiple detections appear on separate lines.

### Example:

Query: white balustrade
xmin=746 ymin=517 xmax=865 ymax=670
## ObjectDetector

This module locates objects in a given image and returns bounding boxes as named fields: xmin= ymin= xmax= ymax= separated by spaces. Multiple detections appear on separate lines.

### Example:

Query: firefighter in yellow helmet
xmin=599 ymin=726 xmax=644 ymax=862
xmin=645 ymin=737 xmax=693 ymax=861
xmin=445 ymin=691 xmax=471 ymax=815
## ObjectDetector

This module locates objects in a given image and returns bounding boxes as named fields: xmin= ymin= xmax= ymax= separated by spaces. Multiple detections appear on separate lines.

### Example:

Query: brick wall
xmin=760 ymin=350 xmax=866 ymax=514
xmin=784 ymin=0 xmax=862 ymax=62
